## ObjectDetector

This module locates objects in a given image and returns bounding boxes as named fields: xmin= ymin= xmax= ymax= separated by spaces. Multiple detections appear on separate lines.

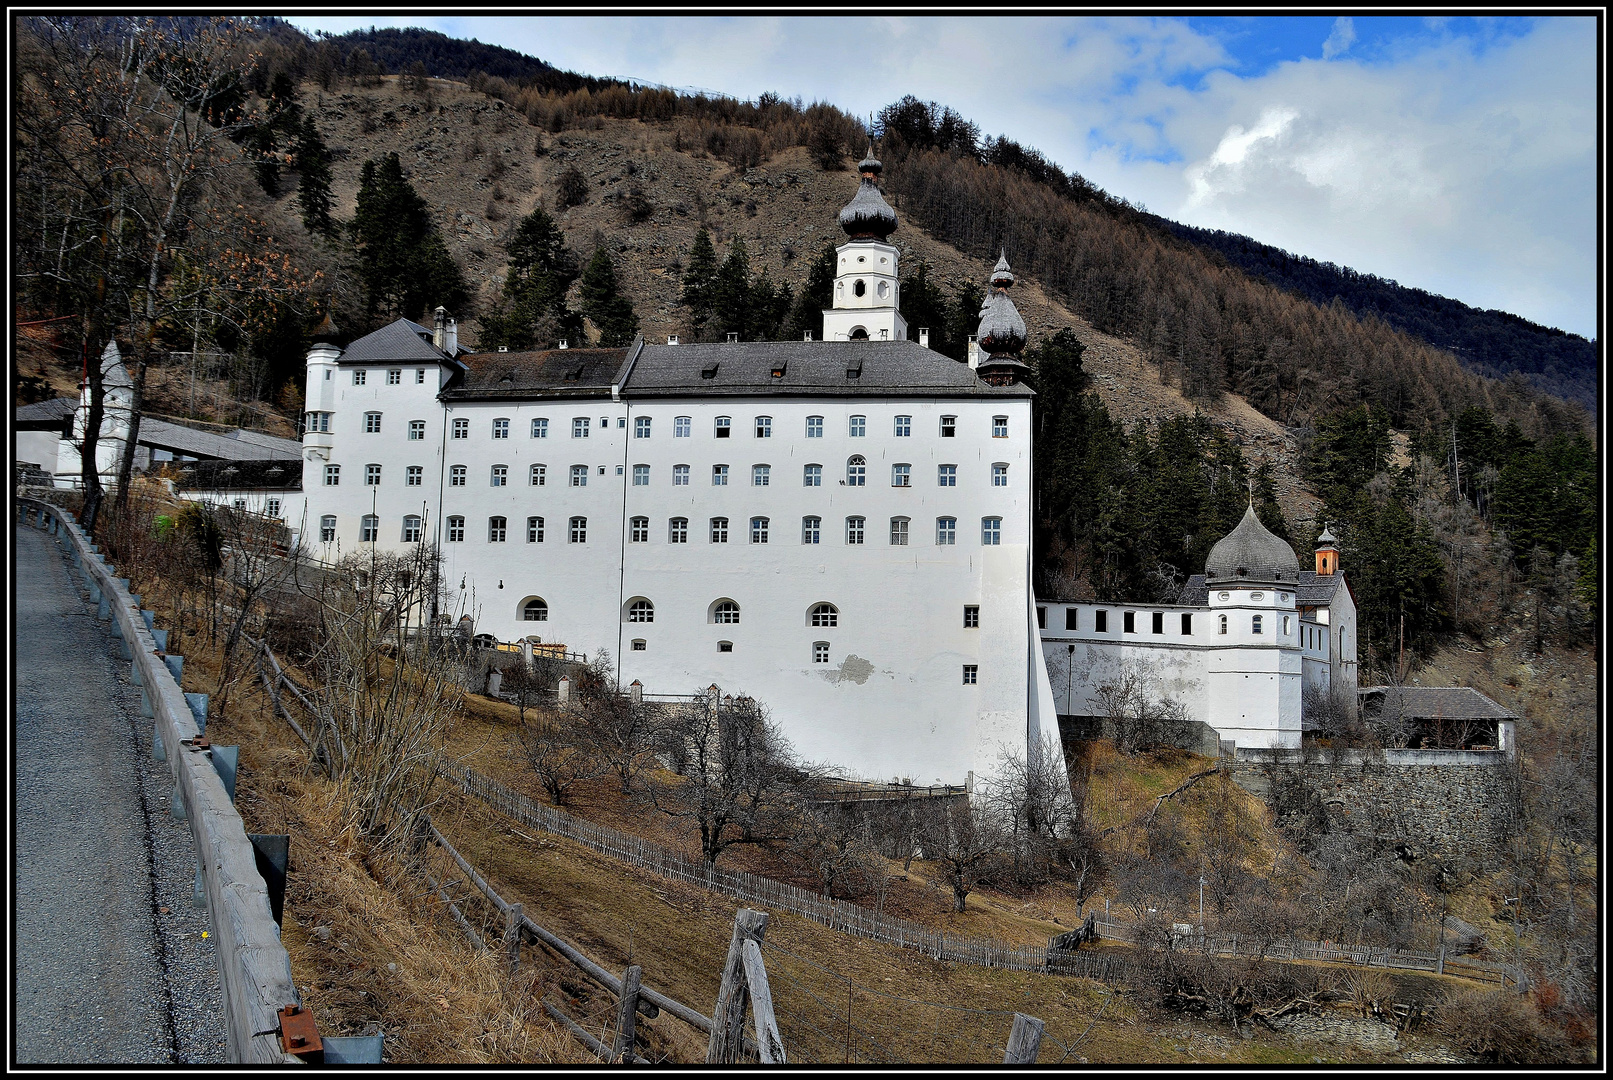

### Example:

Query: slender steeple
xmin=974 ymin=251 xmax=1029 ymax=386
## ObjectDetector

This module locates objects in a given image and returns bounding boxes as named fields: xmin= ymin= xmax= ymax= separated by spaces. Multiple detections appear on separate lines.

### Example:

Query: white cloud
xmin=1322 ymin=17 xmax=1357 ymax=60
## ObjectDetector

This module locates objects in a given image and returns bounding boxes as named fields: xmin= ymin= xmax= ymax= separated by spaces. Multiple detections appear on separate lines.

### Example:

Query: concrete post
xmin=520 ymin=640 xmax=533 ymax=668
xmin=556 ymin=677 xmax=569 ymax=704
xmin=1497 ymin=719 xmax=1516 ymax=763
xmin=486 ymin=669 xmax=503 ymax=697
xmin=629 ymin=680 xmax=643 ymax=705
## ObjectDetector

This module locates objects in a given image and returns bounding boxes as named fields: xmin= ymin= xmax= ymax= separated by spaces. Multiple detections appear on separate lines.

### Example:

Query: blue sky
xmin=290 ymin=15 xmax=1599 ymax=340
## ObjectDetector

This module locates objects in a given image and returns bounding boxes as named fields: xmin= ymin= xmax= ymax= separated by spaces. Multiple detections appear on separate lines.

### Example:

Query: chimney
xmin=803 ymin=331 xmax=813 ymax=342
xmin=558 ymin=338 xmax=569 ymax=350
xmin=919 ymin=327 xmax=930 ymax=348
xmin=878 ymin=328 xmax=889 ymax=340
xmin=498 ymin=345 xmax=508 ymax=352
xmin=726 ymin=331 xmax=739 ymax=344
xmin=667 ymin=334 xmax=679 ymax=345
xmin=445 ymin=317 xmax=458 ymax=355
xmin=433 ymin=306 xmax=446 ymax=350
xmin=967 ymin=335 xmax=980 ymax=369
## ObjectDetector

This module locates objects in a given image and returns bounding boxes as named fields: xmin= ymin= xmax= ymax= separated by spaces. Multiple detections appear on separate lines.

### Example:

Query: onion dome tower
xmin=1314 ymin=524 xmax=1340 ymax=576
xmin=822 ymin=148 xmax=907 ymax=342
xmin=1205 ymin=502 xmax=1301 ymax=585
xmin=974 ymin=252 xmax=1030 ymax=386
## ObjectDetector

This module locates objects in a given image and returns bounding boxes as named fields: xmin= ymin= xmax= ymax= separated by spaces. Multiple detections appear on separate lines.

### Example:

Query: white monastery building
xmin=294 ymin=153 xmax=1065 ymax=787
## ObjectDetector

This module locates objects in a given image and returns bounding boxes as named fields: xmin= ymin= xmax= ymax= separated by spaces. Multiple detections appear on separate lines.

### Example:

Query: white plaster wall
xmin=15 ymin=431 xmax=61 ymax=474
xmin=822 ymin=241 xmax=907 ymax=342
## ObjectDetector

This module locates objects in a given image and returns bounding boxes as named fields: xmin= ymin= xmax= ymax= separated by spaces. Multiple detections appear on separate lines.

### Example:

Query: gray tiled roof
xmin=623 ymin=340 xmax=1033 ymax=398
xmin=15 ymin=396 xmax=77 ymax=430
xmin=337 ymin=318 xmax=452 ymax=364
xmin=443 ymin=347 xmax=626 ymax=401
xmin=1359 ymin=686 xmax=1517 ymax=720
xmin=1177 ymin=570 xmax=1343 ymax=607
xmin=140 ymin=418 xmax=301 ymax=461
xmin=225 ymin=429 xmax=303 ymax=456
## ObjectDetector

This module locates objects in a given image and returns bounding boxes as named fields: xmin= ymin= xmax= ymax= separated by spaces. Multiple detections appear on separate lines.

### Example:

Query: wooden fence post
xmin=504 ymin=902 xmax=524 ymax=974
xmin=614 ymin=964 xmax=642 ymax=1062
xmin=740 ymin=939 xmax=785 ymax=1063
xmin=1003 ymin=1013 xmax=1045 ymax=1063
xmin=708 ymin=908 xmax=768 ymax=1064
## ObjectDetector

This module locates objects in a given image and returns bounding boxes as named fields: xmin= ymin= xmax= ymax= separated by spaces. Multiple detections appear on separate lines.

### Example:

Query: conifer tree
xmin=782 ymin=242 xmax=837 ymax=342
xmin=351 ymin=152 xmax=467 ymax=322
xmin=946 ymin=280 xmax=985 ymax=355
xmin=479 ymin=205 xmax=580 ymax=349
xmin=292 ymin=114 xmax=335 ymax=236
xmin=679 ymin=227 xmax=718 ymax=339
xmin=709 ymin=236 xmax=753 ymax=340
xmin=898 ymin=261 xmax=954 ymax=354
xmin=579 ymin=246 xmax=639 ymax=347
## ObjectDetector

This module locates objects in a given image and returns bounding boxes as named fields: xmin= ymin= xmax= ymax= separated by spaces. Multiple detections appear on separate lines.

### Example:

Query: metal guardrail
xmin=18 ymin=499 xmax=301 ymax=1063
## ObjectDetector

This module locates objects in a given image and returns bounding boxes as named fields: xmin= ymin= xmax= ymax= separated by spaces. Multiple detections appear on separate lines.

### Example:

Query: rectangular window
xmin=408 ymin=420 xmax=425 ymax=441
xmin=633 ymin=464 xmax=650 ymax=486
xmin=267 ymin=498 xmax=281 ymax=518
xmin=753 ymin=464 xmax=770 ymax=486
xmin=632 ymin=640 xmax=646 ymax=651
xmin=352 ymin=369 xmax=366 ymax=385
xmin=1095 ymin=610 xmax=1108 ymax=633
xmin=813 ymin=642 xmax=830 ymax=664
xmin=962 ymin=665 xmax=978 ymax=685
xmin=714 ymin=416 xmax=731 ymax=438
xmin=889 ymin=517 xmax=909 ymax=546
xmin=894 ymin=415 xmax=911 ymax=437
xmin=530 ymin=464 xmax=546 ymax=486
xmin=981 ymin=517 xmax=1002 ymax=545
xmin=1124 ymin=611 xmax=1136 ymax=633
xmin=493 ymin=418 xmax=510 ymax=439
xmin=488 ymin=516 xmax=507 ymax=542
xmin=846 ymin=516 xmax=865 ymax=544
xmin=992 ymin=464 xmax=1008 ymax=487
xmin=891 ymin=463 xmax=911 ymax=487
xmin=1252 ymin=615 xmax=1263 ymax=635
xmin=324 ymin=464 xmax=340 ymax=486
xmin=570 ymin=465 xmax=587 ymax=487
xmin=304 ymin=411 xmax=331 ymax=433
xmin=1065 ymin=607 xmax=1078 ymax=631
xmin=1182 ymin=613 xmax=1192 ymax=635
xmin=364 ymin=411 xmax=382 ymax=433
xmin=673 ymin=464 xmax=690 ymax=486
xmin=938 ymin=465 xmax=956 ymax=487
xmin=531 ymin=418 xmax=549 ymax=439
xmin=964 ymin=605 xmax=979 ymax=628
xmin=617 ymin=416 xmax=626 ymax=429
xmin=803 ymin=464 xmax=822 ymax=487
xmin=447 ymin=516 xmax=465 ymax=542
xmin=710 ymin=517 xmax=728 ymax=543
xmin=320 ymin=515 xmax=336 ymax=542
xmin=450 ymin=465 xmax=467 ymax=487
xmin=387 ymin=369 xmax=401 ymax=385
xmin=630 ymin=516 xmax=649 ymax=543
xmin=936 ymin=517 xmax=956 ymax=545
xmin=569 ymin=517 xmax=587 ymax=543
xmin=573 ymin=417 xmax=590 ymax=438
xmin=992 ymin=416 xmax=1008 ymax=438
xmin=402 ymin=516 xmax=421 ymax=542
xmin=365 ymin=464 xmax=382 ymax=486
xmin=805 ymin=415 xmax=823 ymax=438
xmin=527 ymin=516 xmax=544 ymax=543
xmin=635 ymin=416 xmax=651 ymax=438
xmin=1152 ymin=611 xmax=1164 ymax=634
xmin=713 ymin=464 xmax=729 ymax=486
xmin=416 ymin=369 xmax=426 ymax=384
xmin=940 ymin=415 xmax=956 ymax=437
xmin=674 ymin=416 xmax=691 ymax=438
xmin=750 ymin=517 xmax=769 ymax=544
xmin=1037 ymin=606 xmax=1047 ymax=629
xmin=669 ymin=517 xmax=688 ymax=543
xmin=452 ymin=418 xmax=469 ymax=440
xmin=802 ymin=516 xmax=821 ymax=544
xmin=487 ymin=464 xmax=507 ymax=487
xmin=755 ymin=416 xmax=771 ymax=438
xmin=849 ymin=415 xmax=866 ymax=437
xmin=405 ymin=465 xmax=422 ymax=487
xmin=360 ymin=515 xmax=378 ymax=543
xmin=233 ymin=498 xmax=247 ymax=511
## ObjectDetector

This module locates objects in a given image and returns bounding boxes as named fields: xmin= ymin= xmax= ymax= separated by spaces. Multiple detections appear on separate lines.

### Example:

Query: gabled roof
xmin=139 ymin=418 xmax=301 ymax=462
xmin=1177 ymin=570 xmax=1344 ymax=607
xmin=15 ymin=396 xmax=77 ymax=431
xmin=443 ymin=347 xmax=627 ymax=401
xmin=622 ymin=340 xmax=1033 ymax=398
xmin=336 ymin=318 xmax=455 ymax=364
xmin=1359 ymin=686 xmax=1517 ymax=721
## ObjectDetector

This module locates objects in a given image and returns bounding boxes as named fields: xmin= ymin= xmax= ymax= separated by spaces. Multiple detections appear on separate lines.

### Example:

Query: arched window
xmin=488 ymin=516 xmax=507 ymax=542
xmin=569 ymin=516 xmax=587 ymax=543
xmin=848 ymin=327 xmax=868 ymax=340
xmin=810 ymin=603 xmax=838 ymax=627
xmin=1252 ymin=614 xmax=1264 ymax=635
xmin=450 ymin=465 xmax=466 ymax=487
xmin=1218 ymin=614 xmax=1228 ymax=635
xmin=627 ymin=599 xmax=654 ymax=623
xmin=447 ymin=516 xmax=465 ymax=542
xmin=522 ymin=598 xmax=549 ymax=622
xmin=630 ymin=516 xmax=649 ymax=543
xmin=846 ymin=456 xmax=866 ymax=486
xmin=712 ymin=600 xmax=740 ymax=624
xmin=750 ymin=517 xmax=769 ymax=544
xmin=853 ymin=279 xmax=866 ymax=297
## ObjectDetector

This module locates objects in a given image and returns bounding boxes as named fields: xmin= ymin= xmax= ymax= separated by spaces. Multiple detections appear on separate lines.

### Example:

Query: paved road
xmin=14 ymin=521 xmax=227 ymax=1064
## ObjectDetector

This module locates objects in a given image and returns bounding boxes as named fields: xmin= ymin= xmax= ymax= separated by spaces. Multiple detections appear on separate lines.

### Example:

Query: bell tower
xmin=821 ymin=150 xmax=908 ymax=343
xmin=1315 ymin=525 xmax=1340 ymax=576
